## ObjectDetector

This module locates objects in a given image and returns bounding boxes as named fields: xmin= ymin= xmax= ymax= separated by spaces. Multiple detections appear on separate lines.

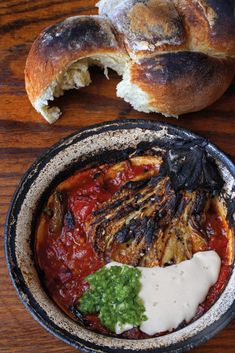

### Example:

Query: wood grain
xmin=0 ymin=1 xmax=234 ymax=352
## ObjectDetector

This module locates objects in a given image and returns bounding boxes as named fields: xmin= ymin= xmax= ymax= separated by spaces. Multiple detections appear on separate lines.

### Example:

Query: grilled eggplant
xmin=86 ymin=155 xmax=210 ymax=267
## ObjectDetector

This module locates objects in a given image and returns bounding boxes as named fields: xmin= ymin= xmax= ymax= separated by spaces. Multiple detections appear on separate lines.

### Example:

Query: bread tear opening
xmin=34 ymin=54 xmax=127 ymax=123
xmin=117 ymin=63 xmax=178 ymax=118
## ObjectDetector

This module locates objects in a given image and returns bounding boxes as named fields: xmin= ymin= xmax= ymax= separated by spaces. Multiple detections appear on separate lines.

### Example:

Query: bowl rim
xmin=4 ymin=118 xmax=235 ymax=353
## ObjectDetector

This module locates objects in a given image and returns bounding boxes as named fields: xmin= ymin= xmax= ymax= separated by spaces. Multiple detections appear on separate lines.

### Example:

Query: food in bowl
xmin=5 ymin=120 xmax=235 ymax=352
xmin=35 ymin=139 xmax=233 ymax=339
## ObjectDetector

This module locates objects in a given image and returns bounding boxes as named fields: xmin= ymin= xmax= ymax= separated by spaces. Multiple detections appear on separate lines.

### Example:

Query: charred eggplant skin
xmin=163 ymin=138 xmax=224 ymax=195
xmin=135 ymin=138 xmax=224 ymax=194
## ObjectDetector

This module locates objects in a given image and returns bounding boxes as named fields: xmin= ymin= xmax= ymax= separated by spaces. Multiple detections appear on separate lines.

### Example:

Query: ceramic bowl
xmin=5 ymin=119 xmax=235 ymax=353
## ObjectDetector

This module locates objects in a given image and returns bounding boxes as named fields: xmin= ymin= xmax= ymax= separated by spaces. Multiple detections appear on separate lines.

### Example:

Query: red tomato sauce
xmin=195 ymin=210 xmax=232 ymax=316
xmin=36 ymin=162 xmax=156 ymax=318
xmin=35 ymin=162 xmax=233 ymax=338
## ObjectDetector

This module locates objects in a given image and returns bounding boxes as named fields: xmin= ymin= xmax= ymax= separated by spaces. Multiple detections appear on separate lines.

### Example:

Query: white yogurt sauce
xmin=107 ymin=251 xmax=221 ymax=335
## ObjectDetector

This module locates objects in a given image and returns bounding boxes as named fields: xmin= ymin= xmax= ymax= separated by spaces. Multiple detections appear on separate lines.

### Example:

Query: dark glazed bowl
xmin=5 ymin=119 xmax=235 ymax=353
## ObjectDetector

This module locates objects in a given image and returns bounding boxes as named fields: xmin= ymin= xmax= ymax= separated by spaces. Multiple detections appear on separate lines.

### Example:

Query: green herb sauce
xmin=78 ymin=265 xmax=147 ymax=332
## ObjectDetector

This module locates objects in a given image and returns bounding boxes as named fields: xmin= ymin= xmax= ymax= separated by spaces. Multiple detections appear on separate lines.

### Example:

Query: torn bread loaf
xmin=25 ymin=1 xmax=235 ymax=123
xmin=25 ymin=15 xmax=128 ymax=123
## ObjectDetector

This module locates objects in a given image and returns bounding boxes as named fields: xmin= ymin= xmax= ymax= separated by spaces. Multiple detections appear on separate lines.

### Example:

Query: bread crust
xmin=175 ymin=0 xmax=235 ymax=57
xmin=98 ymin=0 xmax=235 ymax=57
xmin=25 ymin=15 xmax=127 ymax=104
xmin=130 ymin=52 xmax=235 ymax=115
xmin=98 ymin=0 xmax=186 ymax=56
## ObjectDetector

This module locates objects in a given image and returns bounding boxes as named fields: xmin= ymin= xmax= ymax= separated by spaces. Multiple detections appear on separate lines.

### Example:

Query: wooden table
xmin=0 ymin=1 xmax=234 ymax=352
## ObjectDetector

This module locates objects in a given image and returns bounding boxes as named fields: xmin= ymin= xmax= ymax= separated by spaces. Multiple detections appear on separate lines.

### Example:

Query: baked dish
xmin=35 ymin=138 xmax=233 ymax=338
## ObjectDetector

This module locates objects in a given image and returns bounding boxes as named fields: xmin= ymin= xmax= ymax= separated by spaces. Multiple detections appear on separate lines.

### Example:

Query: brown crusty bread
xmin=25 ymin=15 xmax=128 ymax=123
xmin=25 ymin=0 xmax=235 ymax=123
xmin=117 ymin=52 xmax=234 ymax=116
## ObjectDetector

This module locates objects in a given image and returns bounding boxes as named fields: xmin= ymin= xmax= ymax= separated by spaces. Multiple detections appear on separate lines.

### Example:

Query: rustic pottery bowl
xmin=5 ymin=119 xmax=235 ymax=353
